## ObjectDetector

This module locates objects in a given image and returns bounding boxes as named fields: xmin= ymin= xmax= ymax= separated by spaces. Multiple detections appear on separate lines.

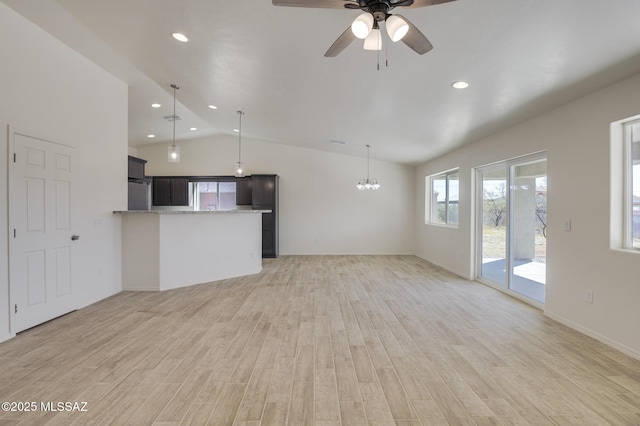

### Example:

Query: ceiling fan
xmin=272 ymin=0 xmax=456 ymax=57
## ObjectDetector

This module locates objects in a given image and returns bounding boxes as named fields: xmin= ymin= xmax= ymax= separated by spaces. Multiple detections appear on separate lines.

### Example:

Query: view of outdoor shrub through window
xmin=481 ymin=174 xmax=548 ymax=264
xmin=430 ymin=171 xmax=459 ymax=225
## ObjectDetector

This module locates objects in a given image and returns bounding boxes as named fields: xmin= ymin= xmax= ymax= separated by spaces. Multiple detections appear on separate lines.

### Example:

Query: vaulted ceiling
xmin=4 ymin=0 xmax=640 ymax=164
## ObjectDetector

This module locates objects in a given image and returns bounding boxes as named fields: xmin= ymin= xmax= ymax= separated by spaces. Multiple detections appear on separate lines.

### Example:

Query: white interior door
xmin=9 ymin=131 xmax=78 ymax=333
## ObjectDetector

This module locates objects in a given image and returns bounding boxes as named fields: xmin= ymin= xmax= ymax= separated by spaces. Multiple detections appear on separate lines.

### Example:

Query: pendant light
xmin=167 ymin=84 xmax=180 ymax=163
xmin=235 ymin=110 xmax=245 ymax=177
xmin=356 ymin=144 xmax=381 ymax=190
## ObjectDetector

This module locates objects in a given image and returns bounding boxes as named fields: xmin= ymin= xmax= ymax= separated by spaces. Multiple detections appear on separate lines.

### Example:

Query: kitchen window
xmin=194 ymin=181 xmax=237 ymax=211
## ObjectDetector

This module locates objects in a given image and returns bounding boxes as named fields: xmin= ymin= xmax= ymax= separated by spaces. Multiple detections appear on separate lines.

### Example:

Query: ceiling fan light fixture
xmin=363 ymin=28 xmax=382 ymax=50
xmin=386 ymin=15 xmax=409 ymax=42
xmin=351 ymin=13 xmax=374 ymax=39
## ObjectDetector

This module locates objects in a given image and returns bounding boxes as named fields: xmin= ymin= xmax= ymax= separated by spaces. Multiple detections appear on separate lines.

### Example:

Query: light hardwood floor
xmin=1 ymin=255 xmax=639 ymax=425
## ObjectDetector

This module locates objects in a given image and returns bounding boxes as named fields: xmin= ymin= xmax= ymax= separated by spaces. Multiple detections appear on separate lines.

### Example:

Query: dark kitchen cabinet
xmin=170 ymin=178 xmax=189 ymax=206
xmin=235 ymin=177 xmax=252 ymax=205
xmin=258 ymin=209 xmax=276 ymax=257
xmin=152 ymin=178 xmax=171 ymax=206
xmin=127 ymin=156 xmax=147 ymax=180
xmin=152 ymin=177 xmax=189 ymax=206
xmin=128 ymin=156 xmax=150 ymax=210
xmin=252 ymin=174 xmax=278 ymax=258
xmin=252 ymin=174 xmax=277 ymax=205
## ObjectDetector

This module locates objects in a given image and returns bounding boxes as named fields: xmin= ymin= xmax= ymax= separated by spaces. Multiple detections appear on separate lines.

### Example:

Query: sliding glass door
xmin=477 ymin=154 xmax=547 ymax=304
xmin=509 ymin=159 xmax=547 ymax=302
xmin=479 ymin=166 xmax=508 ymax=286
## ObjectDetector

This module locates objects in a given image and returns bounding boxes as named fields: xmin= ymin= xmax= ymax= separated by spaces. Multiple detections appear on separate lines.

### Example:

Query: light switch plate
xmin=585 ymin=289 xmax=593 ymax=304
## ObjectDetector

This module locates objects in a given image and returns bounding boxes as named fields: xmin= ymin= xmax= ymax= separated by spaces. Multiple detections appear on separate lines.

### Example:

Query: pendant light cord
xmin=366 ymin=144 xmax=371 ymax=180
xmin=171 ymin=84 xmax=179 ymax=148
xmin=172 ymin=86 xmax=176 ymax=147
xmin=237 ymin=110 xmax=244 ymax=163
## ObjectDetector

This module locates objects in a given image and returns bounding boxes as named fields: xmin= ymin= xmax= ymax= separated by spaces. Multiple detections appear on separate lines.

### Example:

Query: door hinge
xmin=13 ymin=153 xmax=16 ymax=163
xmin=13 ymin=229 xmax=16 ymax=238
xmin=15 ymin=304 xmax=17 ymax=314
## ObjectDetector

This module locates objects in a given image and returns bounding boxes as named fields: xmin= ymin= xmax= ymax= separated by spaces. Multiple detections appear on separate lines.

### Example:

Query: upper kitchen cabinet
xmin=152 ymin=177 xmax=190 ymax=206
xmin=235 ymin=177 xmax=252 ymax=206
xmin=128 ymin=155 xmax=147 ymax=180
xmin=252 ymin=174 xmax=277 ymax=205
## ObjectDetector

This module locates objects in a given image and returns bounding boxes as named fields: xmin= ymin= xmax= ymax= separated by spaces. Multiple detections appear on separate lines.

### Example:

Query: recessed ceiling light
xmin=151 ymin=103 xmax=161 ymax=108
xmin=171 ymin=32 xmax=189 ymax=42
xmin=452 ymin=81 xmax=469 ymax=89
xmin=147 ymin=134 xmax=156 ymax=138
xmin=190 ymin=127 xmax=197 ymax=131
xmin=208 ymin=105 xmax=218 ymax=110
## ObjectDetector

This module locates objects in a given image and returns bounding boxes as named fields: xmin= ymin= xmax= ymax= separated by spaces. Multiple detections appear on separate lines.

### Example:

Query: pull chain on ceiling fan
xmin=272 ymin=0 xmax=456 ymax=57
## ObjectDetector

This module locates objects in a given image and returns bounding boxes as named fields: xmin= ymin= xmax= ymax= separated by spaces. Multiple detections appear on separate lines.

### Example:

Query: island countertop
xmin=113 ymin=209 xmax=271 ymax=214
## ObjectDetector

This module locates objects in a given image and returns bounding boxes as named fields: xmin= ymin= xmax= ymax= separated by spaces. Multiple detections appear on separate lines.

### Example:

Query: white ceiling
xmin=4 ymin=0 xmax=640 ymax=165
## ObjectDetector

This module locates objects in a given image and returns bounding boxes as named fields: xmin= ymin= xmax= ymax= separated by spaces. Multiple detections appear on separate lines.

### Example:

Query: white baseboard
xmin=122 ymin=286 xmax=159 ymax=292
xmin=414 ymin=253 xmax=640 ymax=362
xmin=414 ymin=253 xmax=473 ymax=281
xmin=0 ymin=333 xmax=14 ymax=344
xmin=544 ymin=311 xmax=640 ymax=361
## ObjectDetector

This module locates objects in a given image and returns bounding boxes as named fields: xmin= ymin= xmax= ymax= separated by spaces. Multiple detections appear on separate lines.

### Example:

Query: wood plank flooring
xmin=1 ymin=255 xmax=639 ymax=425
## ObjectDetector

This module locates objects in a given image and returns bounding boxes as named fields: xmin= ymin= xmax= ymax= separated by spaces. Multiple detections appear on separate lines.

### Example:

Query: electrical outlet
xmin=585 ymin=289 xmax=594 ymax=304
xmin=564 ymin=219 xmax=572 ymax=231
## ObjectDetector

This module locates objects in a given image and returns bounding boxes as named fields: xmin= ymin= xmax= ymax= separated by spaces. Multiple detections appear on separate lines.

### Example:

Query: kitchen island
xmin=114 ymin=210 xmax=269 ymax=291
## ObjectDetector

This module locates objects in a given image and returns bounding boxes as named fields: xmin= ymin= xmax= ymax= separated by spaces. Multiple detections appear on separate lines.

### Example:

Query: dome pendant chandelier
xmin=235 ymin=110 xmax=245 ymax=177
xmin=356 ymin=144 xmax=380 ymax=190
xmin=167 ymin=84 xmax=181 ymax=163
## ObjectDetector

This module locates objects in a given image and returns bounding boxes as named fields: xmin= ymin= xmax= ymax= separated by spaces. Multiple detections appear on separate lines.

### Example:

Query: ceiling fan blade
xmin=395 ymin=15 xmax=433 ymax=54
xmin=400 ymin=0 xmax=456 ymax=8
xmin=324 ymin=26 xmax=357 ymax=57
xmin=272 ymin=0 xmax=356 ymax=9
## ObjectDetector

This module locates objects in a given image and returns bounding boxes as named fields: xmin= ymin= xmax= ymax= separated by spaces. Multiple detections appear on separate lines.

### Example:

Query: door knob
xmin=71 ymin=235 xmax=80 ymax=241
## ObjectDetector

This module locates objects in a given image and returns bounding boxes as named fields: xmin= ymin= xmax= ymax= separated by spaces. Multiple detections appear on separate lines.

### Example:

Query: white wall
xmin=136 ymin=136 xmax=416 ymax=255
xmin=416 ymin=72 xmax=640 ymax=359
xmin=0 ymin=4 xmax=127 ymax=342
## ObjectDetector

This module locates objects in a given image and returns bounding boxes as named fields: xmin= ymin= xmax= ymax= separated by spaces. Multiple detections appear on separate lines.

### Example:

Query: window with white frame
xmin=427 ymin=169 xmax=459 ymax=226
xmin=625 ymin=120 xmax=640 ymax=249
